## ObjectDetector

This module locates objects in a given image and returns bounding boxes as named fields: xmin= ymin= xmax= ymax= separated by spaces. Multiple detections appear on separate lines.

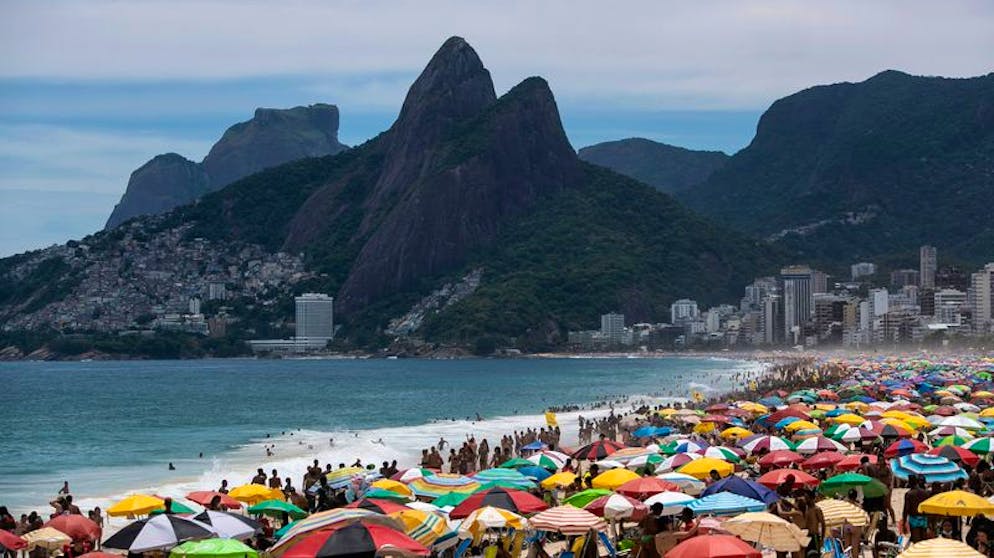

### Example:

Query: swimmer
xmin=371 ymin=438 xmax=384 ymax=445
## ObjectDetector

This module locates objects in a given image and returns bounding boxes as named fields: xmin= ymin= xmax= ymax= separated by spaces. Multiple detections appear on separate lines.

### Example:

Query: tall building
xmin=811 ymin=271 xmax=829 ymax=294
xmin=760 ymin=295 xmax=782 ymax=345
xmin=600 ymin=312 xmax=625 ymax=343
xmin=890 ymin=269 xmax=920 ymax=288
xmin=970 ymin=263 xmax=994 ymax=333
xmin=742 ymin=277 xmax=777 ymax=312
xmin=934 ymin=289 xmax=967 ymax=325
xmin=207 ymin=281 xmax=227 ymax=301
xmin=781 ymin=266 xmax=815 ymax=343
xmin=295 ymin=293 xmax=335 ymax=339
xmin=188 ymin=297 xmax=201 ymax=315
xmin=920 ymin=245 xmax=937 ymax=289
xmin=851 ymin=262 xmax=877 ymax=280
xmin=670 ymin=299 xmax=700 ymax=324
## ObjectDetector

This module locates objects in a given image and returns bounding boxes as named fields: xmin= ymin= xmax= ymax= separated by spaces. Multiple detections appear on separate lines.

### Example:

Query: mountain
xmin=578 ymin=138 xmax=728 ymax=193
xmin=160 ymin=36 xmax=776 ymax=347
xmin=676 ymin=70 xmax=994 ymax=265
xmin=105 ymin=104 xmax=347 ymax=229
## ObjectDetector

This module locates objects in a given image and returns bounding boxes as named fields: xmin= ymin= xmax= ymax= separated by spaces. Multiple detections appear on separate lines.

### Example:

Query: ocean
xmin=0 ymin=356 xmax=760 ymax=516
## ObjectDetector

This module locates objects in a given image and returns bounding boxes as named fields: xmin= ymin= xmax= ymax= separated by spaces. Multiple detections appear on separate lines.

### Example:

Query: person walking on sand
xmin=269 ymin=469 xmax=281 ymax=489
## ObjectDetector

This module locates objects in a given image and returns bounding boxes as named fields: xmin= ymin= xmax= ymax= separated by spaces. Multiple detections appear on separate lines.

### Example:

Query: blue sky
xmin=1 ymin=1 xmax=991 ymax=257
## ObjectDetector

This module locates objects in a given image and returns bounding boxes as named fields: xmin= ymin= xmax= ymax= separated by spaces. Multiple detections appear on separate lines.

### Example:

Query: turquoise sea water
xmin=0 ymin=356 xmax=757 ymax=515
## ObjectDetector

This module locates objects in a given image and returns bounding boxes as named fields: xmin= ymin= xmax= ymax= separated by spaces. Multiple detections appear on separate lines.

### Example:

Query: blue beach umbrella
xmin=517 ymin=466 xmax=552 ymax=482
xmin=701 ymin=475 xmax=778 ymax=505
xmin=686 ymin=492 xmax=767 ymax=516
xmin=889 ymin=454 xmax=968 ymax=483
xmin=521 ymin=441 xmax=547 ymax=451
xmin=775 ymin=417 xmax=801 ymax=429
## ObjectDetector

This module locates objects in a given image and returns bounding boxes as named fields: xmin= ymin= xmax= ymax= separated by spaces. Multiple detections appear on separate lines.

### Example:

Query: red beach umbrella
xmin=665 ymin=534 xmax=761 ymax=558
xmin=884 ymin=439 xmax=928 ymax=458
xmin=448 ymin=487 xmax=548 ymax=519
xmin=571 ymin=440 xmax=625 ymax=461
xmin=835 ymin=454 xmax=878 ymax=472
xmin=928 ymin=446 xmax=980 ymax=467
xmin=44 ymin=515 xmax=102 ymax=541
xmin=615 ymin=477 xmax=682 ymax=500
xmin=186 ymin=491 xmax=243 ymax=509
xmin=0 ymin=530 xmax=27 ymax=551
xmin=345 ymin=498 xmax=411 ymax=515
xmin=280 ymin=522 xmax=428 ymax=558
xmin=584 ymin=494 xmax=648 ymax=521
xmin=757 ymin=450 xmax=804 ymax=469
xmin=767 ymin=407 xmax=811 ymax=425
xmin=757 ymin=469 xmax=819 ymax=489
xmin=802 ymin=451 xmax=845 ymax=471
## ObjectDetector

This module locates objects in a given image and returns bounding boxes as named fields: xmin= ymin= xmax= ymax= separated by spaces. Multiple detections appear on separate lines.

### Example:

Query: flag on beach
xmin=545 ymin=411 xmax=558 ymax=427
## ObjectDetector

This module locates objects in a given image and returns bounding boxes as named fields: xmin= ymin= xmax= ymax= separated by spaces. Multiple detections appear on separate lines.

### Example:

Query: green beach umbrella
xmin=476 ymin=479 xmax=536 ymax=491
xmin=432 ymin=492 xmax=472 ymax=507
xmin=824 ymin=424 xmax=850 ymax=441
xmin=500 ymin=458 xmax=534 ymax=469
xmin=937 ymin=435 xmax=971 ymax=447
xmin=150 ymin=500 xmax=197 ymax=515
xmin=818 ymin=473 xmax=887 ymax=498
xmin=963 ymin=437 xmax=994 ymax=454
xmin=247 ymin=499 xmax=307 ymax=519
xmin=170 ymin=538 xmax=258 ymax=558
xmin=563 ymin=489 xmax=612 ymax=508
xmin=363 ymin=488 xmax=412 ymax=502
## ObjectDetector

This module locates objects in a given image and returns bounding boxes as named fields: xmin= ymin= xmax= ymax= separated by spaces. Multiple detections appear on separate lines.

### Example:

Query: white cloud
xmin=1 ymin=0 xmax=991 ymax=110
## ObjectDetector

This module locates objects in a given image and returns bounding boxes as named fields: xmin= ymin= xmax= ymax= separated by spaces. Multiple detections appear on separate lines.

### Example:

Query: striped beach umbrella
xmin=448 ymin=487 xmax=548 ymax=519
xmin=269 ymin=510 xmax=402 ymax=556
xmin=741 ymin=435 xmax=793 ymax=455
xmin=657 ymin=452 xmax=702 ymax=472
xmin=655 ymin=472 xmax=706 ymax=495
xmin=529 ymin=506 xmax=608 ymax=535
xmin=345 ymin=498 xmax=410 ymax=515
xmin=702 ymin=447 xmax=742 ymax=462
xmin=279 ymin=522 xmax=428 ymax=558
xmin=896 ymin=537 xmax=985 ymax=558
xmin=962 ymin=437 xmax=994 ymax=454
xmin=686 ymin=493 xmax=767 ymax=516
xmin=816 ymin=500 xmax=870 ymax=529
xmin=391 ymin=469 xmax=435 ymax=483
xmin=457 ymin=507 xmax=527 ymax=539
xmin=409 ymin=474 xmax=481 ymax=499
xmin=890 ymin=454 xmax=968 ymax=483
xmin=795 ymin=436 xmax=847 ymax=455
xmin=388 ymin=509 xmax=449 ymax=546
xmin=191 ymin=511 xmax=260 ymax=540
xmin=660 ymin=440 xmax=708 ymax=455
xmin=884 ymin=438 xmax=929 ymax=458
xmin=103 ymin=515 xmax=214 ymax=553
xmin=584 ymin=494 xmax=648 ymax=521
xmin=723 ymin=512 xmax=810 ymax=553
xmin=526 ymin=450 xmax=569 ymax=471
xmin=471 ymin=468 xmax=534 ymax=489
xmin=571 ymin=440 xmax=625 ymax=461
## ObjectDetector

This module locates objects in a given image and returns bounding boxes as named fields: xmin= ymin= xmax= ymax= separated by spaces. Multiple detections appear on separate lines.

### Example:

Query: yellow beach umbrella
xmin=737 ymin=402 xmax=768 ymax=414
xmin=657 ymin=408 xmax=678 ymax=418
xmin=22 ymin=527 xmax=72 ymax=550
xmin=677 ymin=457 xmax=734 ymax=480
xmin=980 ymin=408 xmax=994 ymax=418
xmin=371 ymin=479 xmax=414 ymax=498
xmin=846 ymin=402 xmax=870 ymax=412
xmin=720 ymin=427 xmax=753 ymax=440
xmin=918 ymin=490 xmax=994 ymax=516
xmin=724 ymin=512 xmax=811 ymax=553
xmin=228 ymin=484 xmax=283 ymax=505
xmin=389 ymin=509 xmax=449 ymax=546
xmin=591 ymin=468 xmax=640 ymax=490
xmin=815 ymin=403 xmax=837 ymax=411
xmin=784 ymin=420 xmax=819 ymax=432
xmin=973 ymin=391 xmax=994 ymax=399
xmin=693 ymin=421 xmax=717 ymax=434
xmin=816 ymin=499 xmax=869 ymax=531
xmin=541 ymin=472 xmax=577 ymax=489
xmin=831 ymin=414 xmax=865 ymax=426
xmin=897 ymin=537 xmax=984 ymax=557
xmin=107 ymin=494 xmax=165 ymax=517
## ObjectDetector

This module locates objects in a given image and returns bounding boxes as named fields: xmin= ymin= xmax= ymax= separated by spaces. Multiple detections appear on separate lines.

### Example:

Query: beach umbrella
xmin=521 ymin=440 xmax=547 ymax=451
xmin=584 ymin=494 xmax=648 ymax=521
xmin=664 ymin=534 xmax=761 ymax=558
xmin=499 ymin=458 xmax=534 ymax=468
xmin=248 ymin=499 xmax=307 ymax=520
xmin=540 ymin=471 xmax=577 ymax=489
xmin=896 ymin=537 xmax=984 ymax=557
xmin=107 ymin=494 xmax=165 ymax=517
xmin=612 ymin=447 xmax=658 ymax=463
xmin=370 ymin=479 xmax=414 ymax=498
xmin=678 ymin=457 xmax=734 ymax=480
xmin=591 ymin=468 xmax=640 ymax=490
xmin=22 ymin=527 xmax=73 ymax=551
xmin=44 ymin=514 xmax=101 ymax=541
xmin=187 ymin=492 xmax=243 ymax=510
xmin=702 ymin=475 xmax=778 ymax=505
xmin=228 ymin=485 xmax=282 ymax=506
xmin=279 ymin=522 xmax=428 ymax=558
xmin=720 ymin=426 xmax=753 ymax=440
xmin=657 ymin=452 xmax=702 ymax=472
xmin=702 ymin=447 xmax=742 ymax=462
xmin=527 ymin=450 xmax=570 ymax=471
xmin=816 ymin=499 xmax=870 ymax=529
xmin=890 ymin=454 xmax=967 ymax=483
xmin=928 ymin=446 xmax=981 ymax=467
xmin=687 ymin=493 xmax=767 ymax=516
xmin=757 ymin=469 xmax=818 ymax=490
xmin=795 ymin=436 xmax=847 ymax=455
xmin=571 ymin=440 xmax=625 ymax=460
xmin=409 ymin=474 xmax=480 ymax=499
xmin=962 ymin=437 xmax=994 ymax=454
xmin=830 ymin=413 xmax=865 ymax=426
xmin=345 ymin=498 xmax=410 ymax=515
xmin=270 ymin=510 xmax=401 ymax=554
xmin=626 ymin=454 xmax=665 ymax=470
xmin=448 ymin=487 xmax=548 ymax=519
xmin=191 ymin=511 xmax=260 ymax=540
xmin=655 ymin=472 xmax=706 ymax=495
xmin=884 ymin=439 xmax=929 ymax=458
xmin=151 ymin=500 xmax=198 ymax=516
xmin=472 ymin=468 xmax=534 ymax=489
xmin=616 ymin=477 xmax=681 ymax=499
xmin=0 ymin=530 xmax=27 ymax=551
xmin=660 ymin=439 xmax=708 ymax=455
xmin=170 ymin=538 xmax=258 ymax=558
xmin=741 ymin=436 xmax=793 ymax=454
xmin=939 ymin=416 xmax=985 ymax=430
xmin=103 ymin=514 xmax=214 ymax=553
xmin=529 ymin=506 xmax=608 ymax=535
xmin=644 ymin=492 xmax=696 ymax=515
xmin=391 ymin=468 xmax=435 ymax=483
xmin=757 ymin=450 xmax=804 ymax=468
xmin=801 ymin=451 xmax=846 ymax=470
xmin=819 ymin=473 xmax=887 ymax=498
xmin=363 ymin=488 xmax=413 ymax=502
xmin=834 ymin=454 xmax=878 ymax=472
xmin=723 ymin=512 xmax=810 ymax=553
xmin=388 ymin=509 xmax=449 ymax=546
xmin=839 ymin=427 xmax=879 ymax=443
xmin=324 ymin=467 xmax=368 ymax=487
xmin=929 ymin=426 xmax=974 ymax=439
xmin=564 ymin=489 xmax=613 ymax=508
xmin=917 ymin=490 xmax=994 ymax=516
xmin=784 ymin=420 xmax=820 ymax=433
xmin=456 ymin=507 xmax=527 ymax=539
xmin=430 ymin=492 xmax=472 ymax=508
xmin=593 ymin=459 xmax=626 ymax=470
xmin=513 ymin=466 xmax=552 ymax=482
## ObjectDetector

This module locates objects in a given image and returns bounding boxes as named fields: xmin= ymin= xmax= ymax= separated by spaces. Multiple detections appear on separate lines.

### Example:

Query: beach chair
xmin=821 ymin=535 xmax=849 ymax=558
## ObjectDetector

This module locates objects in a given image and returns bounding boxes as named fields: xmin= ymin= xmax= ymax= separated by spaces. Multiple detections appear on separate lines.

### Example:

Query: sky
xmin=0 ymin=1 xmax=991 ymax=257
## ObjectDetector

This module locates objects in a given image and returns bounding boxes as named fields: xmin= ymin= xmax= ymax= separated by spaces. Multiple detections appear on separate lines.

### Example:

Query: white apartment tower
xmin=295 ymin=293 xmax=335 ymax=339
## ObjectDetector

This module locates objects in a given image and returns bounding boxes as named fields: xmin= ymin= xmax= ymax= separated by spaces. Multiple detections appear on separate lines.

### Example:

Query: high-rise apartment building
xmin=600 ymin=312 xmax=626 ymax=343
xmin=970 ymin=264 xmax=994 ymax=332
xmin=295 ymin=293 xmax=335 ymax=339
xmin=920 ymin=245 xmax=937 ymax=289
xmin=781 ymin=266 xmax=815 ymax=343
xmin=851 ymin=262 xmax=877 ymax=281
xmin=670 ymin=299 xmax=700 ymax=324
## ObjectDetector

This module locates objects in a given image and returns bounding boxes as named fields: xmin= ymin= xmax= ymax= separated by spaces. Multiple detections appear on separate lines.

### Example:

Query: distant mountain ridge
xmin=578 ymin=138 xmax=728 ymax=193
xmin=675 ymin=70 xmax=994 ymax=265
xmin=105 ymin=104 xmax=347 ymax=229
